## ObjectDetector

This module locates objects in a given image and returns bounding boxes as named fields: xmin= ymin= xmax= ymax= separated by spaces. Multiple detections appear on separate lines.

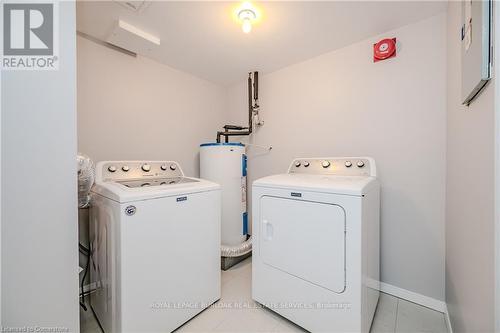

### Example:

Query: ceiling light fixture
xmin=238 ymin=3 xmax=257 ymax=34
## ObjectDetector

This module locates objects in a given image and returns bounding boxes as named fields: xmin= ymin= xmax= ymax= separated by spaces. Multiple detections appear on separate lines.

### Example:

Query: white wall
xmin=225 ymin=14 xmax=447 ymax=301
xmin=445 ymin=2 xmax=496 ymax=332
xmin=77 ymin=36 xmax=226 ymax=177
xmin=0 ymin=58 xmax=2 ymax=329
xmin=1 ymin=2 xmax=79 ymax=331
xmin=496 ymin=4 xmax=500 ymax=331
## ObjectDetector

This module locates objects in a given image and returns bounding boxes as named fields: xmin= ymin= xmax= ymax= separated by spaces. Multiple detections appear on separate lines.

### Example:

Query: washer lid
xmin=91 ymin=177 xmax=220 ymax=203
xmin=253 ymin=173 xmax=378 ymax=196
xmin=117 ymin=177 xmax=199 ymax=188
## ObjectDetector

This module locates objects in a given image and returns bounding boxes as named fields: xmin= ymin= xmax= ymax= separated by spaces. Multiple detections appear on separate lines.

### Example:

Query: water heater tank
xmin=200 ymin=143 xmax=247 ymax=246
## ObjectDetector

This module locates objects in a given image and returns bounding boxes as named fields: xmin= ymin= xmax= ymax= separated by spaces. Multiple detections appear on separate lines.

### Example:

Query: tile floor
xmin=80 ymin=258 xmax=449 ymax=333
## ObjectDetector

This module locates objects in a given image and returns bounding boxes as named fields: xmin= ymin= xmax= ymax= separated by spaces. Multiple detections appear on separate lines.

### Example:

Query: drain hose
xmin=221 ymin=237 xmax=252 ymax=257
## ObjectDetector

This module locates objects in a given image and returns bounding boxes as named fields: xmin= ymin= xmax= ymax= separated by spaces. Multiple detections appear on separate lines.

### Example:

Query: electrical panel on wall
xmin=461 ymin=0 xmax=493 ymax=106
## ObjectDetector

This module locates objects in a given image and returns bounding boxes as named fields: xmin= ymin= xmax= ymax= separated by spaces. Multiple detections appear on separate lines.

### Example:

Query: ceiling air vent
xmin=113 ymin=1 xmax=150 ymax=13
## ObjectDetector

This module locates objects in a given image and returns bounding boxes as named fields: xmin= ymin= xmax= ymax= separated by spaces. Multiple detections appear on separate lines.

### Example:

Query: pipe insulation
xmin=77 ymin=153 xmax=95 ymax=208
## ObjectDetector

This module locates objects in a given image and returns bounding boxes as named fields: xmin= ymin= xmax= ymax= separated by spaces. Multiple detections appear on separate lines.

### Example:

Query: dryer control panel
xmin=97 ymin=161 xmax=184 ymax=182
xmin=288 ymin=157 xmax=376 ymax=177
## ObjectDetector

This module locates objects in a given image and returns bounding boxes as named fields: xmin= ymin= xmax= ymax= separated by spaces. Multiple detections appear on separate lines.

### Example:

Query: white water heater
xmin=200 ymin=143 xmax=247 ymax=246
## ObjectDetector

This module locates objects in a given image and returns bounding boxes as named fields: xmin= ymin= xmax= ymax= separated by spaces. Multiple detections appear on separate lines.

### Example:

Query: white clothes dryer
xmin=252 ymin=157 xmax=380 ymax=333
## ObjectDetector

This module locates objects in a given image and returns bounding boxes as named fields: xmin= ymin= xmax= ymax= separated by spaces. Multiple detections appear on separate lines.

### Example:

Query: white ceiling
xmin=77 ymin=1 xmax=447 ymax=85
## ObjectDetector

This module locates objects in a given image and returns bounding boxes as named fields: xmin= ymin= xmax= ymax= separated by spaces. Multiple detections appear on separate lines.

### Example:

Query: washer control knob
xmin=122 ymin=165 xmax=130 ymax=172
xmin=141 ymin=164 xmax=151 ymax=172
xmin=321 ymin=160 xmax=331 ymax=168
xmin=170 ymin=164 xmax=177 ymax=171
xmin=303 ymin=161 xmax=310 ymax=167
xmin=160 ymin=164 xmax=167 ymax=171
xmin=357 ymin=160 xmax=365 ymax=168
xmin=108 ymin=165 xmax=117 ymax=173
xmin=345 ymin=161 xmax=352 ymax=168
xmin=295 ymin=161 xmax=301 ymax=167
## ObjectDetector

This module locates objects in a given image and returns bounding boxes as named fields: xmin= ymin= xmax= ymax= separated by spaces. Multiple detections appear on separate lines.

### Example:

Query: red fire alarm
xmin=373 ymin=38 xmax=396 ymax=62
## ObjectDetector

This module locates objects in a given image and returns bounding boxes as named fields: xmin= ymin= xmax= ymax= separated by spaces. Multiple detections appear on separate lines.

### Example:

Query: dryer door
xmin=259 ymin=196 xmax=346 ymax=293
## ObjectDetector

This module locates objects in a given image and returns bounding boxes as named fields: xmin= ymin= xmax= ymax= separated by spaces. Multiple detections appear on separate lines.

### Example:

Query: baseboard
xmin=379 ymin=282 xmax=447 ymax=313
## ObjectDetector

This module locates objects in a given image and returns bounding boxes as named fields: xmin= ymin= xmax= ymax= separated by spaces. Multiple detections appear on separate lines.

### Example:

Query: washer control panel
xmin=288 ymin=157 xmax=375 ymax=177
xmin=100 ymin=161 xmax=183 ymax=182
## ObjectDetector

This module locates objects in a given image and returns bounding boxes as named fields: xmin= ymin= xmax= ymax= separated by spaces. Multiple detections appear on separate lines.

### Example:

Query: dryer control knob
xmin=322 ymin=160 xmax=331 ymax=168
xmin=108 ymin=165 xmax=117 ymax=173
xmin=160 ymin=164 xmax=167 ymax=171
xmin=295 ymin=161 xmax=301 ymax=167
xmin=303 ymin=161 xmax=310 ymax=167
xmin=345 ymin=161 xmax=352 ymax=168
xmin=170 ymin=164 xmax=177 ymax=171
xmin=141 ymin=164 xmax=151 ymax=172
xmin=122 ymin=165 xmax=130 ymax=172
xmin=357 ymin=160 xmax=365 ymax=168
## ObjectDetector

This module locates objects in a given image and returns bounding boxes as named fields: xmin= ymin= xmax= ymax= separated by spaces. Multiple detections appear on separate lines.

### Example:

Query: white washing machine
xmin=252 ymin=157 xmax=380 ymax=333
xmin=89 ymin=161 xmax=221 ymax=333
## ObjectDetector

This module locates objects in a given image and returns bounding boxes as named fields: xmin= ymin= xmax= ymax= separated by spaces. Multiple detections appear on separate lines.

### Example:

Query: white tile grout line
xmin=386 ymin=293 xmax=450 ymax=333
xmin=444 ymin=306 xmax=453 ymax=333
xmin=393 ymin=298 xmax=399 ymax=333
